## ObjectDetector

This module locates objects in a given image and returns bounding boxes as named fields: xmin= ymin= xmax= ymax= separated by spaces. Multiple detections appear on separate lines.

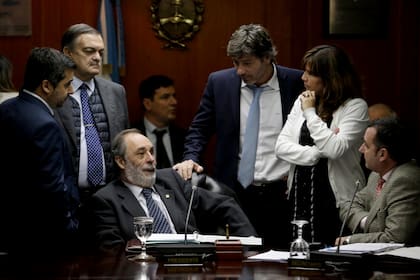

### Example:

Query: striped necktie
xmin=375 ymin=177 xmax=386 ymax=196
xmin=142 ymin=188 xmax=172 ymax=233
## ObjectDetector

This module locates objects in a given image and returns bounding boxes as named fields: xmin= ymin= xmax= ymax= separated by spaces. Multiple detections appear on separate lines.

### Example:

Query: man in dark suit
xmin=174 ymin=24 xmax=304 ymax=249
xmin=0 ymin=48 xmax=79 ymax=255
xmin=55 ymin=23 xmax=130 ymax=201
xmin=90 ymin=129 xmax=256 ymax=250
xmin=134 ymin=75 xmax=186 ymax=168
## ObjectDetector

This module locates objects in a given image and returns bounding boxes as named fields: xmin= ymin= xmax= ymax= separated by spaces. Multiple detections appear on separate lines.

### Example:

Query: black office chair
xmin=195 ymin=173 xmax=239 ymax=203
xmin=193 ymin=173 xmax=242 ymax=235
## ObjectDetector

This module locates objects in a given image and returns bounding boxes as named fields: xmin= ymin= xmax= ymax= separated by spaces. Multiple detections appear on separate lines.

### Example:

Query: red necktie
xmin=375 ymin=177 xmax=386 ymax=196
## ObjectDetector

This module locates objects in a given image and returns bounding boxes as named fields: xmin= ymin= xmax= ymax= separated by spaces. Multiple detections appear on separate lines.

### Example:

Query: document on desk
xmin=247 ymin=250 xmax=290 ymax=263
xmin=146 ymin=233 xmax=262 ymax=246
xmin=376 ymin=246 xmax=420 ymax=261
xmin=319 ymin=243 xmax=404 ymax=254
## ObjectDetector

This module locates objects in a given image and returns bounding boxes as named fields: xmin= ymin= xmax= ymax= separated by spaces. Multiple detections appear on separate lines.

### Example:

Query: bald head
xmin=368 ymin=103 xmax=397 ymax=121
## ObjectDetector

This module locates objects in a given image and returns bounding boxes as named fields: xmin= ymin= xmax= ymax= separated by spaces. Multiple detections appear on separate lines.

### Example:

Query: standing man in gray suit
xmin=55 ymin=24 xmax=130 ymax=251
xmin=56 ymin=23 xmax=130 ymax=201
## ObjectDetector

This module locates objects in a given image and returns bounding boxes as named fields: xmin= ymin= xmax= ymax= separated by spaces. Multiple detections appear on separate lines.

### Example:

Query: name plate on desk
xmin=125 ymin=234 xmax=261 ymax=265
xmin=126 ymin=240 xmax=215 ymax=264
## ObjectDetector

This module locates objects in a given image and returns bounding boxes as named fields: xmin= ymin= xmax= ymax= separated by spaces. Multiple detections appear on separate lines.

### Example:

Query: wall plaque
xmin=151 ymin=0 xmax=204 ymax=48
xmin=0 ymin=0 xmax=31 ymax=36
xmin=324 ymin=0 xmax=388 ymax=38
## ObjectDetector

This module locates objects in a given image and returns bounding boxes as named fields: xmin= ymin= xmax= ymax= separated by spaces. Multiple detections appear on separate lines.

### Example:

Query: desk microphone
xmin=336 ymin=180 xmax=361 ymax=254
xmin=184 ymin=172 xmax=199 ymax=244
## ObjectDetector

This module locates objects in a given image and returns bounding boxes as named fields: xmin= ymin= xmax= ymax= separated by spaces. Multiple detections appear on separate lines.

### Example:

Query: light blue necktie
xmin=238 ymin=86 xmax=264 ymax=188
xmin=142 ymin=188 xmax=172 ymax=233
xmin=79 ymin=84 xmax=104 ymax=186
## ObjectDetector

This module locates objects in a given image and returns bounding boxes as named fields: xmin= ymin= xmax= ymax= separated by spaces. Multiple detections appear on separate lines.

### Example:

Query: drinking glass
xmin=289 ymin=220 xmax=310 ymax=259
xmin=131 ymin=216 xmax=155 ymax=262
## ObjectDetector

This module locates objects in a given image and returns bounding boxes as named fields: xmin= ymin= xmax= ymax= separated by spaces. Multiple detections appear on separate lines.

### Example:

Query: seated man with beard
xmin=89 ymin=128 xmax=256 ymax=251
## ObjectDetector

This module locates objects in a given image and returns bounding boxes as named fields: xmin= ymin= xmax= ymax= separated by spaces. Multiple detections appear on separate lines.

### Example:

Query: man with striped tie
xmin=336 ymin=118 xmax=420 ymax=246
xmin=89 ymin=128 xmax=256 ymax=251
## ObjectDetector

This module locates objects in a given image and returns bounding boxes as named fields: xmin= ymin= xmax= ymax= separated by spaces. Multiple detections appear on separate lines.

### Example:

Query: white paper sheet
xmin=376 ymin=246 xmax=420 ymax=260
xmin=247 ymin=250 xmax=290 ymax=262
xmin=146 ymin=233 xmax=262 ymax=246
xmin=319 ymin=243 xmax=404 ymax=254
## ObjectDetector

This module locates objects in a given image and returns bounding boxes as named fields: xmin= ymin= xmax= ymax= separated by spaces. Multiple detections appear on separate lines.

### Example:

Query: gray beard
xmin=124 ymin=160 xmax=156 ymax=187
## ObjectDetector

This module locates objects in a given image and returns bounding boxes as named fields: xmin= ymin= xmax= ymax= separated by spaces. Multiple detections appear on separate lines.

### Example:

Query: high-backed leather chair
xmin=194 ymin=173 xmax=243 ymax=235
xmin=195 ymin=173 xmax=239 ymax=203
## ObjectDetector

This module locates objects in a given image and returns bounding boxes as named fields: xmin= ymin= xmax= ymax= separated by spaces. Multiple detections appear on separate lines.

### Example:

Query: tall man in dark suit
xmin=55 ymin=23 xmax=130 ymax=201
xmin=174 ymin=24 xmax=304 ymax=249
xmin=134 ymin=75 xmax=186 ymax=168
xmin=0 ymin=48 xmax=79 ymax=255
xmin=90 ymin=129 xmax=256 ymax=250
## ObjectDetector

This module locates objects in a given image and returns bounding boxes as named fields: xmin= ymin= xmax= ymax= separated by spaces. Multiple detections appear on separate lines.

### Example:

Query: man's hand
xmin=173 ymin=159 xmax=204 ymax=180
xmin=335 ymin=235 xmax=351 ymax=246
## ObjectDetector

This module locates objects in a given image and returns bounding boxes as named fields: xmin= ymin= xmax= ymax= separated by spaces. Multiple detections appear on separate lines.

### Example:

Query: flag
xmin=115 ymin=0 xmax=126 ymax=77
xmin=97 ymin=0 xmax=125 ymax=82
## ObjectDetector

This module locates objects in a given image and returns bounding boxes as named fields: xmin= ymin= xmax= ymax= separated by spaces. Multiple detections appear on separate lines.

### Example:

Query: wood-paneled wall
xmin=1 ymin=0 xmax=419 ymax=159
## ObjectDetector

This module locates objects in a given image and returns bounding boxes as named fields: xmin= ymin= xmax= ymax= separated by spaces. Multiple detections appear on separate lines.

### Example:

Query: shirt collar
xmin=382 ymin=168 xmax=395 ymax=182
xmin=241 ymin=63 xmax=279 ymax=91
xmin=22 ymin=89 xmax=54 ymax=116
xmin=73 ymin=77 xmax=95 ymax=93
xmin=144 ymin=117 xmax=168 ymax=134
xmin=123 ymin=180 xmax=156 ymax=198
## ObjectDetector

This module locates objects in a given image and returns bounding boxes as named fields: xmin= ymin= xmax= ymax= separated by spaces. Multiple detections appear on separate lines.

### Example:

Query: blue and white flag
xmin=97 ymin=0 xmax=125 ymax=82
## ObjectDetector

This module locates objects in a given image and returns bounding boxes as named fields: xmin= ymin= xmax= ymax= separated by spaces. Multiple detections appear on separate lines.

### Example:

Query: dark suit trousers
xmin=234 ymin=180 xmax=292 ymax=250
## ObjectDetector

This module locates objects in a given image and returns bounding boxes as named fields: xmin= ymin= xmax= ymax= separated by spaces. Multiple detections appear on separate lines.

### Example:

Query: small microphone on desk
xmin=184 ymin=172 xmax=199 ymax=245
xmin=336 ymin=180 xmax=361 ymax=254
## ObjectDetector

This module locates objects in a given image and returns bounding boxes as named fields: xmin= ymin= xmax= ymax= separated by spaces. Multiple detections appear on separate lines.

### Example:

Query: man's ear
xmin=143 ymin=98 xmax=152 ymax=111
xmin=115 ymin=156 xmax=126 ymax=170
xmin=379 ymin=148 xmax=388 ymax=161
xmin=63 ymin=46 xmax=72 ymax=57
xmin=41 ymin=80 xmax=52 ymax=96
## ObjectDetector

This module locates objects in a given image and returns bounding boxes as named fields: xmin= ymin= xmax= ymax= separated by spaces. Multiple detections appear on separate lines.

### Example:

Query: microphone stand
xmin=184 ymin=173 xmax=198 ymax=245
xmin=336 ymin=180 xmax=360 ymax=254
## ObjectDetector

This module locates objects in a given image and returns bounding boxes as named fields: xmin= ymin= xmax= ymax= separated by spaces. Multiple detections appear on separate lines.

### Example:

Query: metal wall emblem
xmin=151 ymin=0 xmax=204 ymax=48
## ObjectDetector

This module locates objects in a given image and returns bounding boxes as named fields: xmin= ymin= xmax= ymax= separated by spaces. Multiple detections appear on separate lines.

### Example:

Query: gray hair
xmin=111 ymin=128 xmax=144 ymax=159
xmin=61 ymin=23 xmax=102 ymax=51
xmin=226 ymin=24 xmax=277 ymax=62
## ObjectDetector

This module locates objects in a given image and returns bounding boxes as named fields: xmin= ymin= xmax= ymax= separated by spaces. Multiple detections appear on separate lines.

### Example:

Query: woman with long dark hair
xmin=275 ymin=45 xmax=368 ymax=246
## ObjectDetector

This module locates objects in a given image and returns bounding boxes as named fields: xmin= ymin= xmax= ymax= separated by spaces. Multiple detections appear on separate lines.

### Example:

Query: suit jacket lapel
xmin=55 ymin=99 xmax=78 ymax=148
xmin=230 ymin=72 xmax=242 ymax=133
xmin=154 ymin=182 xmax=186 ymax=232
xmin=277 ymin=66 xmax=294 ymax=125
xmin=364 ymin=174 xmax=385 ymax=232
xmin=115 ymin=181 xmax=146 ymax=218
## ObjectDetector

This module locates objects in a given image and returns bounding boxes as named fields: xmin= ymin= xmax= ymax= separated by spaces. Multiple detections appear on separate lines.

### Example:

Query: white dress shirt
xmin=239 ymin=64 xmax=289 ymax=183
xmin=70 ymin=78 xmax=106 ymax=188
xmin=143 ymin=118 xmax=174 ymax=165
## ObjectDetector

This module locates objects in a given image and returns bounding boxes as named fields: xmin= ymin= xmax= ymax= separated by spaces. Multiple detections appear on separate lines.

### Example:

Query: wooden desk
xmin=0 ymin=250 xmax=418 ymax=279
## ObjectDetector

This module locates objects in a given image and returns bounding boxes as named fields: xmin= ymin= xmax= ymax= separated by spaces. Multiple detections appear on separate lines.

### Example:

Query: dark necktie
xmin=142 ymin=188 xmax=172 ymax=233
xmin=153 ymin=129 xmax=171 ymax=169
xmin=238 ymin=86 xmax=264 ymax=188
xmin=79 ymin=83 xmax=104 ymax=186
xmin=375 ymin=177 xmax=386 ymax=196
